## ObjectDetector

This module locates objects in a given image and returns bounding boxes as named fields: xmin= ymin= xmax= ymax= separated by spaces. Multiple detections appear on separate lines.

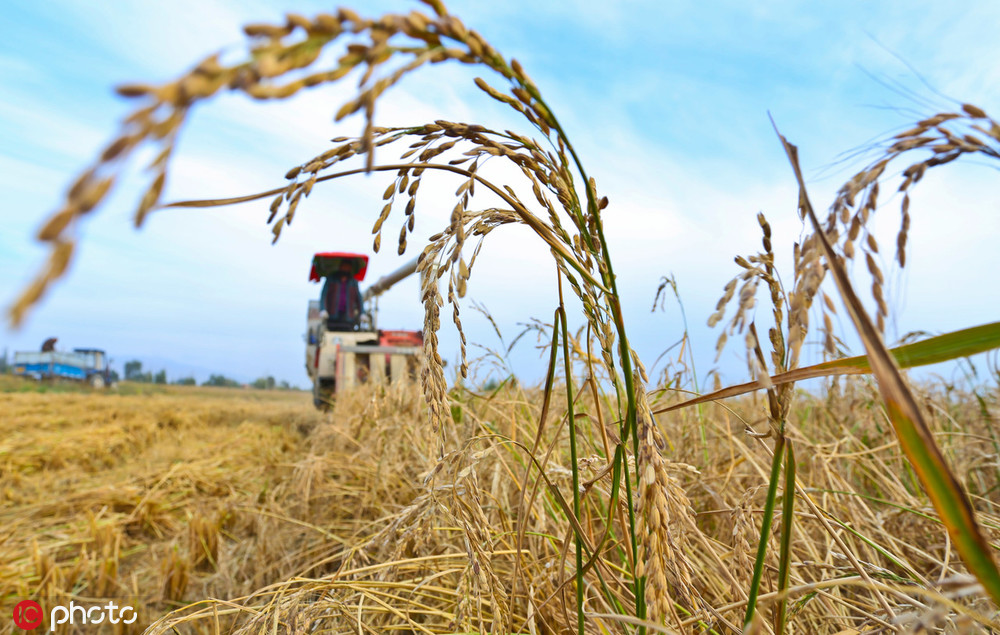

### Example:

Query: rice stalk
xmin=773 ymin=118 xmax=1000 ymax=610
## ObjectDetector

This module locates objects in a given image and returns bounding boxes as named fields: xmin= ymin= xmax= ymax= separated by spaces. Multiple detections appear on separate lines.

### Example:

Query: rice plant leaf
xmin=744 ymin=436 xmax=786 ymax=627
xmin=773 ymin=120 xmax=1000 ymax=607
xmin=656 ymin=321 xmax=1000 ymax=415
xmin=775 ymin=441 xmax=796 ymax=635
xmin=558 ymin=302 xmax=585 ymax=635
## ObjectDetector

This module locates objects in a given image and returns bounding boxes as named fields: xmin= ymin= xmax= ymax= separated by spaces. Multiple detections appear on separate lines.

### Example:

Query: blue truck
xmin=12 ymin=348 xmax=114 ymax=388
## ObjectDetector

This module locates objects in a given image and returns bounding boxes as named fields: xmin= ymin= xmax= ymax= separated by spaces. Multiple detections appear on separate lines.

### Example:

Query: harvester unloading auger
xmin=305 ymin=252 xmax=423 ymax=410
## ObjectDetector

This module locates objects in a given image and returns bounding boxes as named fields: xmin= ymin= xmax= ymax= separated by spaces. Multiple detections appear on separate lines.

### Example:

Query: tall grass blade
xmin=775 ymin=441 xmax=796 ymax=635
xmin=557 ymin=282 xmax=584 ymax=635
xmin=772 ymin=119 xmax=1000 ymax=608
xmin=512 ymin=309 xmax=563 ymax=619
xmin=744 ymin=436 xmax=786 ymax=628
xmin=656 ymin=321 xmax=1000 ymax=415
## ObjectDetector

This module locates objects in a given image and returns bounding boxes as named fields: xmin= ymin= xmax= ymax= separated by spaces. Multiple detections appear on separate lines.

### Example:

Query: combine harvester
xmin=305 ymin=252 xmax=423 ymax=410
xmin=11 ymin=348 xmax=114 ymax=388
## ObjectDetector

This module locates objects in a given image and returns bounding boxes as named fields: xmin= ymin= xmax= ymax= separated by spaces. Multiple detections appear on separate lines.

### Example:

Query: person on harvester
xmin=321 ymin=261 xmax=362 ymax=330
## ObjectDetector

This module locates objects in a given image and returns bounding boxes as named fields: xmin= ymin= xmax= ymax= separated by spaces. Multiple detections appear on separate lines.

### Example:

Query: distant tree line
xmin=124 ymin=360 xmax=167 ymax=384
xmin=250 ymin=375 xmax=292 ymax=390
xmin=123 ymin=360 xmax=297 ymax=390
xmin=0 ymin=348 xmax=8 ymax=374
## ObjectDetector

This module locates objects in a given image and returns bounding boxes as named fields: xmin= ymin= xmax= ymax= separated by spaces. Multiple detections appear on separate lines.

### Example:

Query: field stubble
xmin=2 ymin=374 xmax=998 ymax=633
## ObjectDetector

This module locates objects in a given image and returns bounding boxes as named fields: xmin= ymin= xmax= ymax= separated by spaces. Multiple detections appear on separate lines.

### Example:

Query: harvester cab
xmin=305 ymin=252 xmax=423 ymax=410
xmin=312 ymin=253 xmax=368 ymax=332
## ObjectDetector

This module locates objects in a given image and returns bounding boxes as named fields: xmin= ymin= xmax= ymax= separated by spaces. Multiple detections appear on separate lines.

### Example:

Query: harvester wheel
xmin=90 ymin=374 xmax=106 ymax=389
xmin=312 ymin=381 xmax=334 ymax=412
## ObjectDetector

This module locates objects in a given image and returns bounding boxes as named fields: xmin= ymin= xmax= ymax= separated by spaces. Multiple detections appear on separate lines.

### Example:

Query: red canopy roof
xmin=309 ymin=252 xmax=369 ymax=282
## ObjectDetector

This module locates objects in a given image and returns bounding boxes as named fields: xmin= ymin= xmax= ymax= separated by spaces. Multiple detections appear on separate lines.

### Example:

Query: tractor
xmin=305 ymin=252 xmax=423 ymax=410
xmin=12 ymin=347 xmax=114 ymax=388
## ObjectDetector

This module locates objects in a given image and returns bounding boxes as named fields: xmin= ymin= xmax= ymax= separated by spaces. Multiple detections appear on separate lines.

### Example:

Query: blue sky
xmin=2 ymin=1 xmax=998 ymax=388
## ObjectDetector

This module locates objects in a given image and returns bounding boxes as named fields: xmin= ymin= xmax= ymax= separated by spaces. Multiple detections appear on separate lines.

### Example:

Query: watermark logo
xmin=11 ymin=600 xmax=137 ymax=631
xmin=12 ymin=601 xmax=43 ymax=631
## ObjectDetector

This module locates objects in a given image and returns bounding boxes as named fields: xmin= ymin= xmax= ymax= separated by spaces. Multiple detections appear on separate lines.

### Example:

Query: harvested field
xmin=1 ymin=381 xmax=325 ymax=633
xmin=3 ymin=374 xmax=1000 ymax=633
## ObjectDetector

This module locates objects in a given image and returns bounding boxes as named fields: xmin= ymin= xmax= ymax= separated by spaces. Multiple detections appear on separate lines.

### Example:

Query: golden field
xmin=1 ymin=379 xmax=327 ymax=633
xmin=2 ymin=373 xmax=999 ymax=634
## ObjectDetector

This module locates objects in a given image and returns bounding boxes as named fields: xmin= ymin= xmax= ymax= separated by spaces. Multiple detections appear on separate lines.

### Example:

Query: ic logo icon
xmin=12 ymin=600 xmax=43 ymax=631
